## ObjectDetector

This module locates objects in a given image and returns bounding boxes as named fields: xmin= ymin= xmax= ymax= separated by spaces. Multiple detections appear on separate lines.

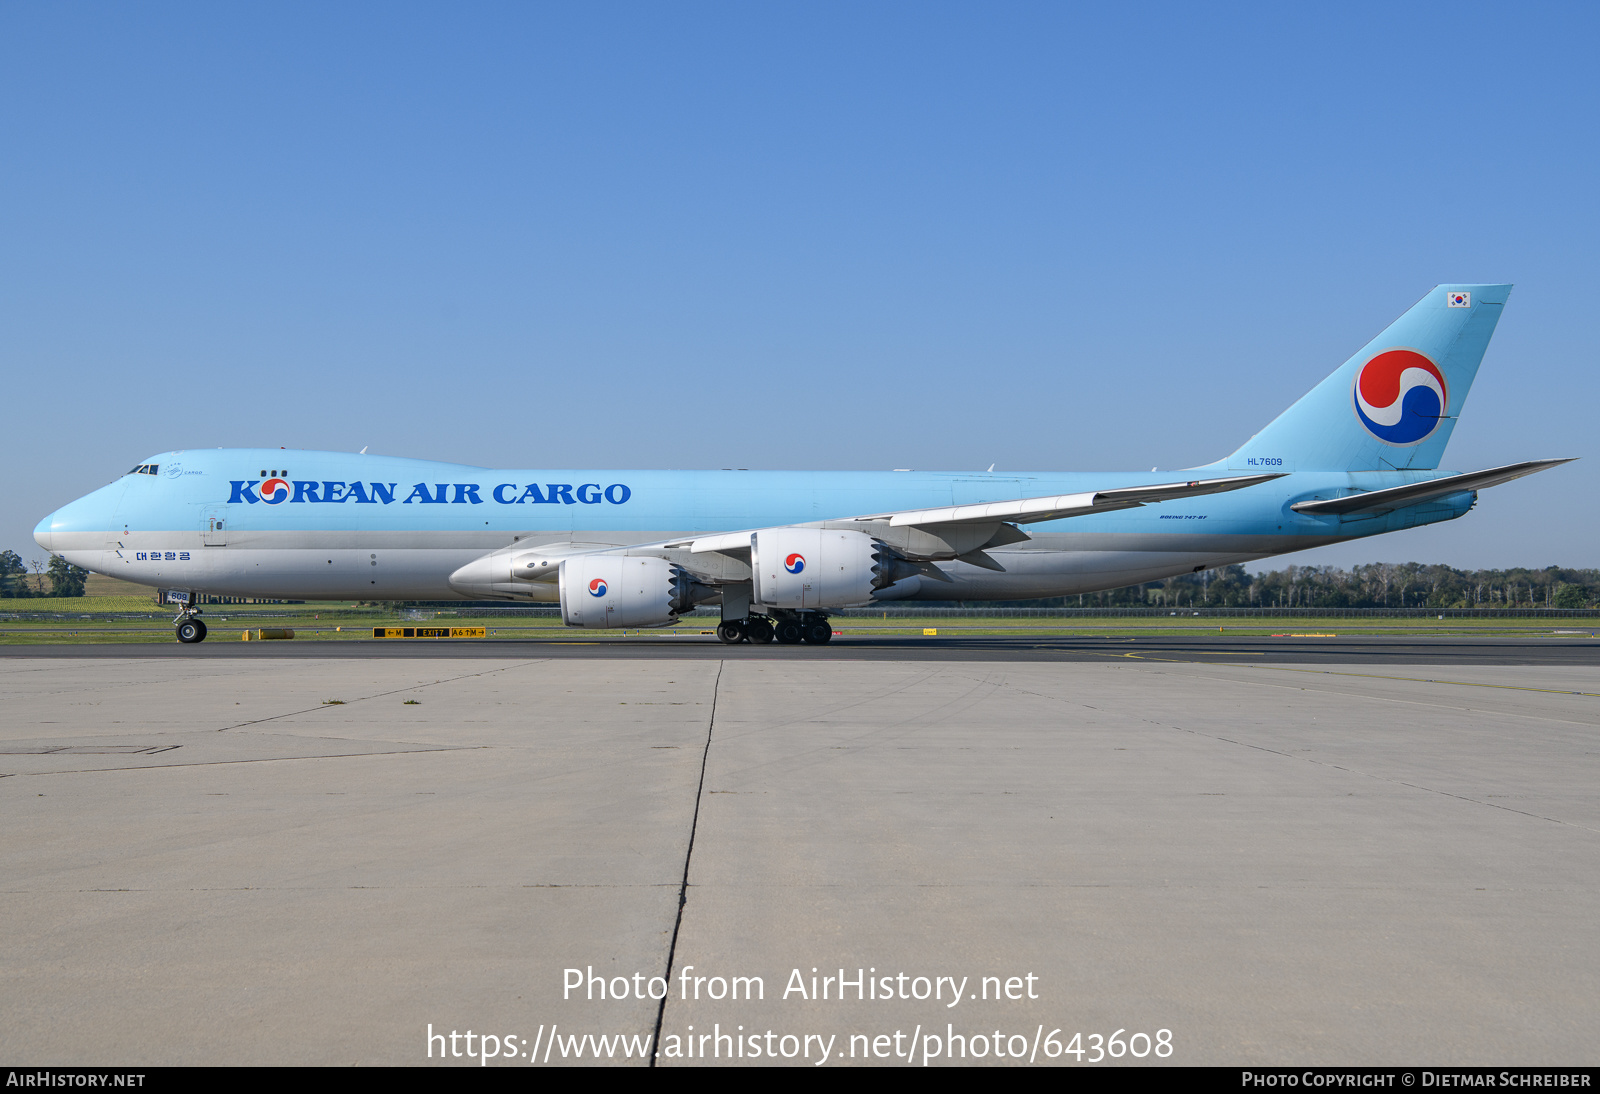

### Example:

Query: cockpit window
xmin=127 ymin=464 xmax=159 ymax=476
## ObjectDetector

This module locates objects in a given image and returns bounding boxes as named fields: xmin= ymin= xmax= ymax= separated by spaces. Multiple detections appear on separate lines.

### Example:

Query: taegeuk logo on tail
xmin=1352 ymin=348 xmax=1448 ymax=446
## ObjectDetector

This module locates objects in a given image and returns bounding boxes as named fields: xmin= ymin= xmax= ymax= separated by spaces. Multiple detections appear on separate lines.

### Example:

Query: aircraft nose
xmin=33 ymin=511 xmax=57 ymax=553
xmin=34 ymin=480 xmax=125 ymax=555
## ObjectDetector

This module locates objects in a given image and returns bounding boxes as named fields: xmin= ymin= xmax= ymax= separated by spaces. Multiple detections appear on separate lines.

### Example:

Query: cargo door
xmin=202 ymin=506 xmax=229 ymax=546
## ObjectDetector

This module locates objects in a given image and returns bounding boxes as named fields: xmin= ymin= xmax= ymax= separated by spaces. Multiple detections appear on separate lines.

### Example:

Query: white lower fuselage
xmin=62 ymin=530 xmax=1331 ymax=603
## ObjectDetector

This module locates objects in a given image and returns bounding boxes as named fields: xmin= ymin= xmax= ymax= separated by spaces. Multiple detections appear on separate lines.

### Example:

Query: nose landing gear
xmin=174 ymin=608 xmax=208 ymax=644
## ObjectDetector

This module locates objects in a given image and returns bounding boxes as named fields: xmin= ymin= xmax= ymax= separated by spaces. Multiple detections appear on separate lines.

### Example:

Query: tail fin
xmin=1219 ymin=284 xmax=1510 ymax=472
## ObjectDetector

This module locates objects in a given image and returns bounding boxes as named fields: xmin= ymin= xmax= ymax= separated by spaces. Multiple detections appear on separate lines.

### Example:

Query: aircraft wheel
xmin=716 ymin=621 xmax=747 ymax=645
xmin=746 ymin=618 xmax=774 ymax=644
xmin=774 ymin=619 xmax=804 ymax=645
xmin=176 ymin=619 xmax=207 ymax=644
xmin=802 ymin=618 xmax=833 ymax=644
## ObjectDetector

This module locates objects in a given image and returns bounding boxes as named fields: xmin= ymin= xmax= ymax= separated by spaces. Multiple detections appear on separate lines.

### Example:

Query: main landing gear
xmin=174 ymin=608 xmax=208 ymax=644
xmin=716 ymin=612 xmax=831 ymax=645
xmin=716 ymin=618 xmax=775 ymax=644
xmin=802 ymin=616 xmax=833 ymax=644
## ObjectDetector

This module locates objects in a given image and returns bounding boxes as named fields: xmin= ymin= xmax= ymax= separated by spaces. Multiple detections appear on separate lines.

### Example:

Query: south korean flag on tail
xmin=1447 ymin=291 xmax=1471 ymax=308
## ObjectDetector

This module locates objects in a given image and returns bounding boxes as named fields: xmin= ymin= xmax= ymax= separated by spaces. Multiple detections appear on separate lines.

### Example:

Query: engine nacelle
xmin=752 ymin=528 xmax=911 ymax=610
xmin=448 ymin=546 xmax=562 ymax=601
xmin=559 ymin=555 xmax=717 ymax=628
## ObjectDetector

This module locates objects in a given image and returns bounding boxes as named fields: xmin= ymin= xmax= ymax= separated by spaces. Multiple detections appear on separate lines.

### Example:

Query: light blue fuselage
xmin=33 ymin=448 xmax=1473 ymax=602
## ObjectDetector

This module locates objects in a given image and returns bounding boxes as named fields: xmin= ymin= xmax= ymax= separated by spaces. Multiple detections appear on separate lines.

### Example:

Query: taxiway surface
xmin=3 ymin=634 xmax=1599 ymax=665
xmin=1 ymin=650 xmax=1595 ymax=1065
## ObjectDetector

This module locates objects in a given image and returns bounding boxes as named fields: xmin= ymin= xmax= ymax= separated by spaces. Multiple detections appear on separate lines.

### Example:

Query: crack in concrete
xmin=10 ymin=746 xmax=479 ymax=777
xmin=651 ymin=659 xmax=722 ymax=1067
xmin=215 ymin=659 xmax=553 ymax=732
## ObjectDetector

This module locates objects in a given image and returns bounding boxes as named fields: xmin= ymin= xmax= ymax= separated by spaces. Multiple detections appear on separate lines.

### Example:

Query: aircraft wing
xmin=851 ymin=473 xmax=1288 ymax=527
xmin=674 ymin=472 xmax=1285 ymax=556
xmin=1289 ymin=459 xmax=1576 ymax=516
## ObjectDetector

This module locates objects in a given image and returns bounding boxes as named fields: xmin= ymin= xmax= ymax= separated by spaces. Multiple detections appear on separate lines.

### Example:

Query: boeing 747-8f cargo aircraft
xmin=34 ymin=285 xmax=1574 ymax=644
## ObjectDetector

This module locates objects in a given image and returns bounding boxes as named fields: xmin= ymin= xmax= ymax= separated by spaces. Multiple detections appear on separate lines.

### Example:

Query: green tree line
xmin=0 ymin=551 xmax=89 ymax=598
xmin=1015 ymin=562 xmax=1599 ymax=610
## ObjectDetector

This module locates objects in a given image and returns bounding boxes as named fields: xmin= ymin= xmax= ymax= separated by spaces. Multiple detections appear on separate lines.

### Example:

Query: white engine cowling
xmin=559 ymin=555 xmax=716 ymax=628
xmin=752 ymin=528 xmax=907 ymax=610
xmin=448 ymin=547 xmax=562 ymax=601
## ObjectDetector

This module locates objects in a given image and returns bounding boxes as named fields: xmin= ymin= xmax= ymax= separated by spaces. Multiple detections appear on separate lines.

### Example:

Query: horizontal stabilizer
xmin=1289 ymin=459 xmax=1576 ymax=516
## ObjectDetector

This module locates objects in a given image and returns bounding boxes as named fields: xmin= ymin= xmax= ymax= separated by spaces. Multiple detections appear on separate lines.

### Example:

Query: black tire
xmin=746 ymin=618 xmax=774 ymax=644
xmin=176 ymin=619 xmax=206 ymax=644
xmin=802 ymin=618 xmax=833 ymax=644
xmin=774 ymin=619 xmax=804 ymax=644
xmin=716 ymin=621 xmax=747 ymax=644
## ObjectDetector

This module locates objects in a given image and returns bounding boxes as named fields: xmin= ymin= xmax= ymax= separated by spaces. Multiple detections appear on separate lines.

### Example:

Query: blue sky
xmin=3 ymin=2 xmax=1595 ymax=570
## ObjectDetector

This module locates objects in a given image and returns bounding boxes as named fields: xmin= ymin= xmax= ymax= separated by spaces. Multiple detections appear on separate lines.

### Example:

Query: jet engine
xmin=448 ymin=546 xmax=562 ymax=601
xmin=751 ymin=528 xmax=917 ymax=610
xmin=559 ymin=554 xmax=718 ymax=628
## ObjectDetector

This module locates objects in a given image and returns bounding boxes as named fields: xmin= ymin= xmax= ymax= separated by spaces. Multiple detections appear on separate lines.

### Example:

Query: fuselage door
xmin=202 ymin=506 xmax=228 ymax=546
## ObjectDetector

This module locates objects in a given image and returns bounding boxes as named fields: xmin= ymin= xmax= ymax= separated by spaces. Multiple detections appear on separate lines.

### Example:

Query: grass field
xmin=2 ymin=599 xmax=1595 ymax=644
